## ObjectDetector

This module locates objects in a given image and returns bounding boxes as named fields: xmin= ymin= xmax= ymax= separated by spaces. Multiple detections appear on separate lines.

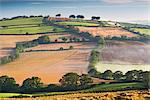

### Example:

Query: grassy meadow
xmin=131 ymin=28 xmax=150 ymax=35
xmin=0 ymin=17 xmax=64 ymax=34
xmin=0 ymin=82 xmax=145 ymax=98
xmin=56 ymin=21 xmax=99 ymax=26
xmin=0 ymin=17 xmax=43 ymax=26
xmin=0 ymin=26 xmax=63 ymax=34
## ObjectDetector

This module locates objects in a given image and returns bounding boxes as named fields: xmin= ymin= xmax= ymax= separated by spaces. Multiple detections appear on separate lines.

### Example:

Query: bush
xmin=59 ymin=47 xmax=64 ymax=50
xmin=69 ymin=46 xmax=74 ymax=49
xmin=38 ymin=35 xmax=50 ymax=44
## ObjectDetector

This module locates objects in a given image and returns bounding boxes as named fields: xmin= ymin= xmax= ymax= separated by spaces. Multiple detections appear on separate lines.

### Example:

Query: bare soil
xmin=78 ymin=27 xmax=137 ymax=37
xmin=0 ymin=42 xmax=96 ymax=84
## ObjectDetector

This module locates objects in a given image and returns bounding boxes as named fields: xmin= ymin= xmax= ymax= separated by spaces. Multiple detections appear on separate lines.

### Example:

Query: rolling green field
xmin=119 ymin=22 xmax=149 ymax=28
xmin=0 ymin=82 xmax=144 ymax=98
xmin=0 ymin=17 xmax=43 ymax=26
xmin=0 ymin=93 xmax=32 ymax=98
xmin=0 ymin=17 xmax=64 ymax=34
xmin=57 ymin=21 xmax=99 ymax=26
xmin=131 ymin=28 xmax=150 ymax=35
xmin=82 ymin=82 xmax=145 ymax=92
xmin=0 ymin=26 xmax=64 ymax=34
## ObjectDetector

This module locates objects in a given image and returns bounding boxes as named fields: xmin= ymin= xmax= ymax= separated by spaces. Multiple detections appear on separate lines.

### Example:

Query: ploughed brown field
xmin=78 ymin=27 xmax=137 ymax=37
xmin=101 ymin=40 xmax=150 ymax=65
xmin=0 ymin=33 xmax=75 ymax=58
xmin=0 ymin=42 xmax=96 ymax=84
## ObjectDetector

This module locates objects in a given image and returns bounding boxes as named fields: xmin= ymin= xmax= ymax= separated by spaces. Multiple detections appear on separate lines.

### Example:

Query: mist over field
xmin=96 ymin=41 xmax=150 ymax=73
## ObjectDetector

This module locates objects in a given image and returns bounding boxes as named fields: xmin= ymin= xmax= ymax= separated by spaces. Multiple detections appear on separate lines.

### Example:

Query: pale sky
xmin=0 ymin=0 xmax=149 ymax=22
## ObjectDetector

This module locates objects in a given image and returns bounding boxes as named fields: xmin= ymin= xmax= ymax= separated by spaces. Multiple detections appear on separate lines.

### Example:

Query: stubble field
xmin=78 ymin=27 xmax=137 ymax=37
xmin=0 ymin=42 xmax=95 ymax=84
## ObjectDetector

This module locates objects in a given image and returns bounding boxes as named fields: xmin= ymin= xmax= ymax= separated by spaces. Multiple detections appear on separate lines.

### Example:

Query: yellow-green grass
xmin=131 ymin=28 xmax=150 ymax=35
xmin=82 ymin=82 xmax=145 ymax=92
xmin=0 ymin=82 xmax=144 ymax=98
xmin=0 ymin=93 xmax=32 ymax=98
xmin=57 ymin=21 xmax=99 ymax=26
xmin=6 ymin=24 xmax=39 ymax=28
xmin=0 ymin=17 xmax=43 ymax=26
xmin=0 ymin=26 xmax=64 ymax=34
xmin=95 ymin=62 xmax=150 ymax=73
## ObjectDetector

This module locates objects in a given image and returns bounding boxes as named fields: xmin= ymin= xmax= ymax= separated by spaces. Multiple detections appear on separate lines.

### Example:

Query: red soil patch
xmin=78 ymin=27 xmax=137 ymax=37
xmin=0 ymin=42 xmax=96 ymax=84
xmin=0 ymin=33 xmax=76 ymax=58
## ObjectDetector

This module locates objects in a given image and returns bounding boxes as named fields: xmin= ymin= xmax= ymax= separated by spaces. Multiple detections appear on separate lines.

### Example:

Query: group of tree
xmin=0 ymin=73 xmax=93 ymax=93
xmin=16 ymin=35 xmax=50 ymax=52
xmin=60 ymin=37 xmax=84 ymax=43
xmin=105 ymin=35 xmax=150 ymax=42
xmin=88 ymin=50 xmax=100 ymax=70
xmin=88 ymin=69 xmax=150 ymax=86
xmin=69 ymin=15 xmax=85 ymax=19
xmin=42 ymin=18 xmax=95 ymax=41
xmin=91 ymin=16 xmax=100 ymax=21
xmin=0 ymin=50 xmax=19 ymax=65
xmin=0 ymin=15 xmax=44 ymax=21
xmin=0 ymin=35 xmax=50 ymax=65
xmin=59 ymin=73 xmax=93 ymax=91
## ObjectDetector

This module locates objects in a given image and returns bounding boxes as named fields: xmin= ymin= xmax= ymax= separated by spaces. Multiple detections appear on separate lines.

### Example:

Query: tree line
xmin=0 ymin=73 xmax=93 ymax=93
xmin=43 ymin=17 xmax=104 ymax=43
xmin=0 ymin=70 xmax=149 ymax=93
xmin=0 ymin=35 xmax=50 ymax=65
xmin=104 ymin=35 xmax=150 ymax=42
xmin=88 ymin=69 xmax=150 ymax=88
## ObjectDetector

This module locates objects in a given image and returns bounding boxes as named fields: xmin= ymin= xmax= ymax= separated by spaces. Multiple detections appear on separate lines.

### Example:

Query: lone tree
xmin=91 ymin=16 xmax=100 ymax=20
xmin=69 ymin=15 xmax=76 ymax=19
xmin=69 ymin=46 xmax=74 ymax=49
xmin=21 ymin=77 xmax=44 ymax=93
xmin=56 ymin=14 xmax=61 ymax=18
xmin=59 ymin=72 xmax=80 ymax=87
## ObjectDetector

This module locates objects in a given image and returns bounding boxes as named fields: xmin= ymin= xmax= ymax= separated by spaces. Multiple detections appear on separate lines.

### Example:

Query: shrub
xmin=59 ymin=47 xmax=64 ymax=50
xmin=69 ymin=46 xmax=74 ymax=49
xmin=38 ymin=35 xmax=50 ymax=44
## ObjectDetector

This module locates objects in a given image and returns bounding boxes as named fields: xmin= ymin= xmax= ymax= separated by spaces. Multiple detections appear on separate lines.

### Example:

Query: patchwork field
xmin=0 ymin=17 xmax=43 ymax=26
xmin=57 ymin=21 xmax=99 ymax=27
xmin=131 ymin=28 xmax=150 ymax=36
xmin=0 ymin=33 xmax=74 ymax=57
xmin=0 ymin=17 xmax=64 ymax=34
xmin=78 ymin=27 xmax=137 ymax=37
xmin=96 ymin=40 xmax=150 ymax=73
xmin=0 ymin=42 xmax=96 ymax=84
